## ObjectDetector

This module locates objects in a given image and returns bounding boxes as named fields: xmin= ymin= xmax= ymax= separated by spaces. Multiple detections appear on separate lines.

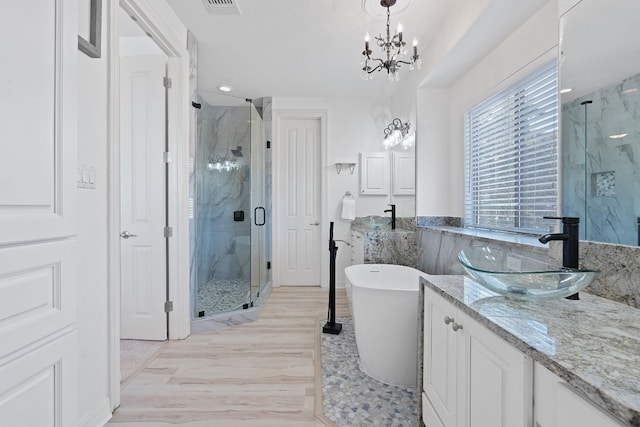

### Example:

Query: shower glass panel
xmin=193 ymin=98 xmax=252 ymax=317
xmin=250 ymin=101 xmax=266 ymax=302
xmin=191 ymin=97 xmax=272 ymax=320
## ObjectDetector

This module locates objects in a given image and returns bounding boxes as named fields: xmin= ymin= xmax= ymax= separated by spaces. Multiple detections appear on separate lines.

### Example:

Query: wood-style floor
xmin=108 ymin=286 xmax=351 ymax=427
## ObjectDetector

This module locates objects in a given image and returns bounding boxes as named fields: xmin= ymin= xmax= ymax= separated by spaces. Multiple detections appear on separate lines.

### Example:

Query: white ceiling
xmin=165 ymin=0 xmax=549 ymax=105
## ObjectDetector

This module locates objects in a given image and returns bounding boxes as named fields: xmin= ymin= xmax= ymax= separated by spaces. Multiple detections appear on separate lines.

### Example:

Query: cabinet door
xmin=535 ymin=362 xmax=623 ymax=427
xmin=392 ymin=151 xmax=415 ymax=195
xmin=423 ymin=288 xmax=458 ymax=427
xmin=458 ymin=310 xmax=532 ymax=427
xmin=359 ymin=152 xmax=389 ymax=195
xmin=556 ymin=383 xmax=623 ymax=427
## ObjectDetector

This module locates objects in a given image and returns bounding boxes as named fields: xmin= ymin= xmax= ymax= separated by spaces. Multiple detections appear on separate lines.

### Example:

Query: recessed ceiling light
xmin=218 ymin=85 xmax=233 ymax=92
xmin=609 ymin=133 xmax=628 ymax=139
xmin=560 ymin=88 xmax=573 ymax=94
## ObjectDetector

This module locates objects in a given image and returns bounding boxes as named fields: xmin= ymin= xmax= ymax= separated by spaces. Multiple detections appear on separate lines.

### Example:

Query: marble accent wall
xmin=350 ymin=216 xmax=417 ymax=267
xmin=416 ymin=220 xmax=640 ymax=309
xmin=562 ymin=72 xmax=640 ymax=245
xmin=194 ymin=104 xmax=251 ymax=286
xmin=550 ymin=240 xmax=640 ymax=309
xmin=416 ymin=226 xmax=549 ymax=276
xmin=416 ymin=216 xmax=462 ymax=228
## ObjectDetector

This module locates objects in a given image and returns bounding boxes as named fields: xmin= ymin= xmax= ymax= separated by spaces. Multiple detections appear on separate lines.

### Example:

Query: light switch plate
xmin=77 ymin=164 xmax=96 ymax=189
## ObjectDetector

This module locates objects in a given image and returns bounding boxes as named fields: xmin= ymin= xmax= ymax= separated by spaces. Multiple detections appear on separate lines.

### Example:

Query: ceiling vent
xmin=201 ymin=0 xmax=241 ymax=15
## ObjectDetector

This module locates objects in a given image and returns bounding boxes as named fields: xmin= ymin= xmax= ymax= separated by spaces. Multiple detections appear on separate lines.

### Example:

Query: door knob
xmin=120 ymin=231 xmax=138 ymax=239
xmin=444 ymin=316 xmax=454 ymax=325
xmin=310 ymin=221 xmax=320 ymax=226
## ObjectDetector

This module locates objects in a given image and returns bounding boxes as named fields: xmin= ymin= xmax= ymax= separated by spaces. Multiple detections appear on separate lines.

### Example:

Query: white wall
xmin=272 ymin=96 xmax=417 ymax=287
xmin=75 ymin=1 xmax=187 ymax=425
xmin=415 ymin=0 xmax=559 ymax=218
xmin=76 ymin=0 xmax=110 ymax=423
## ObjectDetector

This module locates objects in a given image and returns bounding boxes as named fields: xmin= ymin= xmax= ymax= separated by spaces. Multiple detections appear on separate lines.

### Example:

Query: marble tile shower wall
xmin=194 ymin=105 xmax=251 ymax=285
xmin=562 ymin=72 xmax=640 ymax=245
xmin=417 ymin=217 xmax=640 ymax=309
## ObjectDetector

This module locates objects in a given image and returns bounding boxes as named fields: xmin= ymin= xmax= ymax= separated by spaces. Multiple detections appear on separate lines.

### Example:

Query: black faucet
xmin=384 ymin=204 xmax=396 ymax=230
xmin=538 ymin=216 xmax=580 ymax=300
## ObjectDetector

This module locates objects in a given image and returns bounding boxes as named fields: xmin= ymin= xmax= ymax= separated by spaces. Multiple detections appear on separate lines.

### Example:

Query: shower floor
xmin=197 ymin=278 xmax=251 ymax=316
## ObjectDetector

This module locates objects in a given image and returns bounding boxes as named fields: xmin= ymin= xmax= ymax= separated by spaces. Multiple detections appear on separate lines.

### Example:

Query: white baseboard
xmin=77 ymin=398 xmax=112 ymax=427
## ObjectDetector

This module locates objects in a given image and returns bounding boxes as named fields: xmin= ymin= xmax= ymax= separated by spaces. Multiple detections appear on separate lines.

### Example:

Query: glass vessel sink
xmin=458 ymin=246 xmax=600 ymax=301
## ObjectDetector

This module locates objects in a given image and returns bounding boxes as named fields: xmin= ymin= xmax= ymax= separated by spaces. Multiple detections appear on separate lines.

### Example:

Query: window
xmin=464 ymin=60 xmax=558 ymax=234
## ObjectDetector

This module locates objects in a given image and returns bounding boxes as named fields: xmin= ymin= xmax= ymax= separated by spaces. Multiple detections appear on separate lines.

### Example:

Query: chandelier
xmin=383 ymin=118 xmax=415 ymax=150
xmin=361 ymin=0 xmax=421 ymax=81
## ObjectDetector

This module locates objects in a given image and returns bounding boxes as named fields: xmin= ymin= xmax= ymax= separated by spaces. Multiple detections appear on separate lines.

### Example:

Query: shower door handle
xmin=254 ymin=207 xmax=266 ymax=226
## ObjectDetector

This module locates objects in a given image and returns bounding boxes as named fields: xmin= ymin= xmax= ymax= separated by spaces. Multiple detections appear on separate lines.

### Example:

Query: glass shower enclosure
xmin=191 ymin=97 xmax=271 ymax=320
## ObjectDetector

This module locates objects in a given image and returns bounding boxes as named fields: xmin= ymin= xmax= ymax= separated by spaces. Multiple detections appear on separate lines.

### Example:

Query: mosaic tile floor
xmin=196 ymin=278 xmax=251 ymax=316
xmin=321 ymin=317 xmax=419 ymax=427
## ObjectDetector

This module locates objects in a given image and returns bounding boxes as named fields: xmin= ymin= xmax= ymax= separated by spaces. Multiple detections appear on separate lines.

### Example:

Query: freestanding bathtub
xmin=345 ymin=264 xmax=423 ymax=388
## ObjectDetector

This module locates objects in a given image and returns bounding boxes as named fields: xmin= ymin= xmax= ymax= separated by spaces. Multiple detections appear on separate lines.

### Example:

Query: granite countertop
xmin=420 ymin=275 xmax=640 ymax=426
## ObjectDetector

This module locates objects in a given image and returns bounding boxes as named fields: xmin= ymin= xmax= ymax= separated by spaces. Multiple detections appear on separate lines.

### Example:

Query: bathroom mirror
xmin=560 ymin=0 xmax=640 ymax=245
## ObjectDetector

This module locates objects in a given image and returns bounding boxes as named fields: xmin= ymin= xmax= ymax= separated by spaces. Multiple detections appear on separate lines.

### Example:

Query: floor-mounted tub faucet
xmin=538 ymin=216 xmax=580 ymax=300
xmin=384 ymin=204 xmax=396 ymax=230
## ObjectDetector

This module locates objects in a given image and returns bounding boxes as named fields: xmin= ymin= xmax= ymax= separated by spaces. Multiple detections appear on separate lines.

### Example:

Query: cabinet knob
xmin=452 ymin=322 xmax=463 ymax=332
xmin=444 ymin=316 xmax=454 ymax=325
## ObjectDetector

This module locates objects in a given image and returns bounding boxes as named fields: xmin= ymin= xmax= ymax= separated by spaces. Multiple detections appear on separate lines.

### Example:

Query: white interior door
xmin=119 ymin=55 xmax=168 ymax=340
xmin=0 ymin=0 xmax=77 ymax=424
xmin=276 ymin=118 xmax=321 ymax=286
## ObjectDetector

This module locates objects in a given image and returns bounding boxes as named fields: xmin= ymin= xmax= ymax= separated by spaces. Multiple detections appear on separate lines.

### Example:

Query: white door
xmin=277 ymin=118 xmax=322 ymax=286
xmin=119 ymin=55 xmax=168 ymax=340
xmin=0 ymin=1 xmax=77 ymax=425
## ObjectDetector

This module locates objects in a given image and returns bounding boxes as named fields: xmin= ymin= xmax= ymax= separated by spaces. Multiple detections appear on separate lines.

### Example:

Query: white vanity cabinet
xmin=534 ymin=363 xmax=624 ymax=427
xmin=422 ymin=287 xmax=532 ymax=427
xmin=391 ymin=151 xmax=415 ymax=195
xmin=359 ymin=152 xmax=390 ymax=195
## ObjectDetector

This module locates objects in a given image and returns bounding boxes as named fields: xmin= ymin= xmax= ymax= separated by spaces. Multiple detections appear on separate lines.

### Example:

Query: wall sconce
xmin=383 ymin=118 xmax=414 ymax=150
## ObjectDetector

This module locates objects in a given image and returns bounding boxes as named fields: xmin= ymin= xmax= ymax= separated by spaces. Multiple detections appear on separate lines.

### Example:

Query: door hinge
xmin=163 ymin=151 xmax=173 ymax=163
xmin=163 ymin=76 xmax=172 ymax=88
xmin=266 ymin=140 xmax=271 ymax=149
xmin=164 ymin=300 xmax=174 ymax=312
xmin=164 ymin=226 xmax=173 ymax=238
xmin=267 ymin=261 xmax=271 ymax=270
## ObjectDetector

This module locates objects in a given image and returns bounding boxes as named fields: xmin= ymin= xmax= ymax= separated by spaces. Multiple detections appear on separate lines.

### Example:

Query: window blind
xmin=464 ymin=60 xmax=558 ymax=234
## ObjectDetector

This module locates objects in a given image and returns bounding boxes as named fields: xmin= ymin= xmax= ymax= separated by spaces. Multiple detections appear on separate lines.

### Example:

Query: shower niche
xmin=191 ymin=97 xmax=272 ymax=322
